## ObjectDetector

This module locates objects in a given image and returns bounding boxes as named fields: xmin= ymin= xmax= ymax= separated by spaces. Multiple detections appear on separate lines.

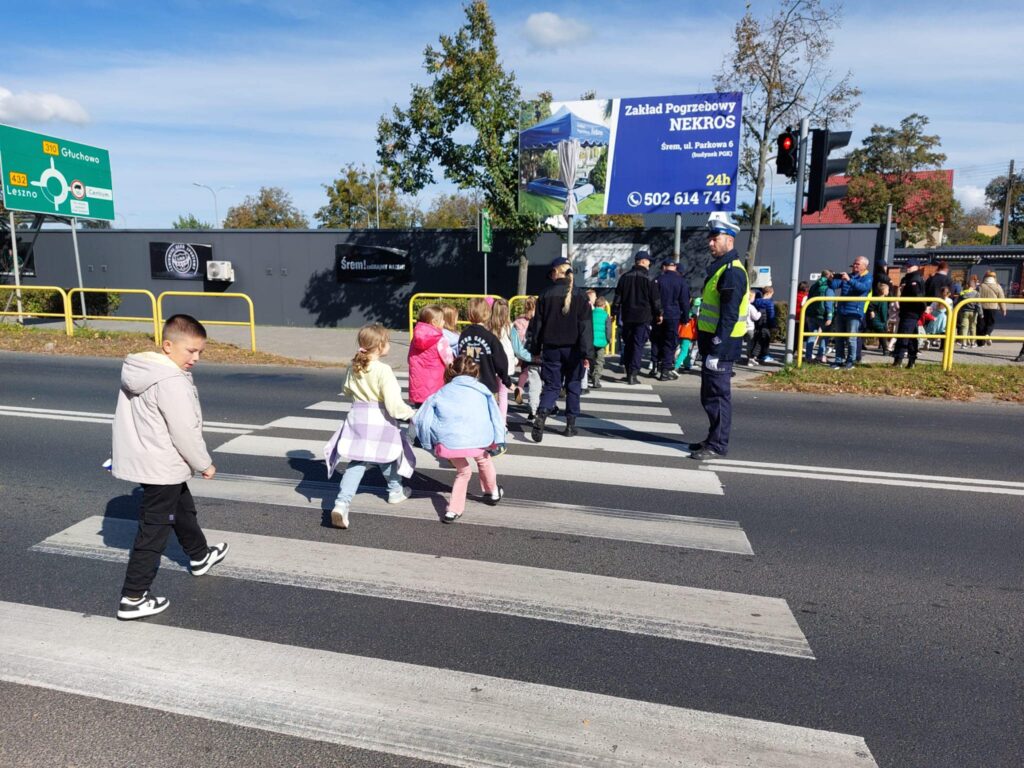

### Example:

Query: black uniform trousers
xmin=539 ymin=345 xmax=584 ymax=417
xmin=652 ymin=317 xmax=680 ymax=372
xmin=622 ymin=323 xmax=650 ymax=374
xmin=892 ymin=316 xmax=920 ymax=362
xmin=121 ymin=482 xmax=209 ymax=598
xmin=699 ymin=359 xmax=734 ymax=454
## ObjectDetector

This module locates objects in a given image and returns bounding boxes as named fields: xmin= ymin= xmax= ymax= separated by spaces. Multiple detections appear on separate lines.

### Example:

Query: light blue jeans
xmin=336 ymin=460 xmax=401 ymax=505
xmin=835 ymin=315 xmax=862 ymax=365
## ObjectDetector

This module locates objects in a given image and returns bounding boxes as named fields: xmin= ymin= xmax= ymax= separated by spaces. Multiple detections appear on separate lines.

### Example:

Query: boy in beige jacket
xmin=113 ymin=314 xmax=228 ymax=620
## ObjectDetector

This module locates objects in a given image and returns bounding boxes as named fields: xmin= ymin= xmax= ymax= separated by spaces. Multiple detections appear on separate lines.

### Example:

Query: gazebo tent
xmin=520 ymin=107 xmax=610 ymax=205
xmin=519 ymin=106 xmax=611 ymax=149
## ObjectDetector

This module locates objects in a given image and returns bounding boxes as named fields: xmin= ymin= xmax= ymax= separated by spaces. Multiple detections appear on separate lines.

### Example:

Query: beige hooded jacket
xmin=112 ymin=351 xmax=212 ymax=484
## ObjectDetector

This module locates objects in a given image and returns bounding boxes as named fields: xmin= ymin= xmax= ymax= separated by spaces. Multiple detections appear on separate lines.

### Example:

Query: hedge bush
xmin=9 ymin=288 xmax=122 ymax=318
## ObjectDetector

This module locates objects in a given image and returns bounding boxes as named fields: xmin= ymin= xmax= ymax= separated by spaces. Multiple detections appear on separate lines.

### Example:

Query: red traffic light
xmin=781 ymin=135 xmax=794 ymax=152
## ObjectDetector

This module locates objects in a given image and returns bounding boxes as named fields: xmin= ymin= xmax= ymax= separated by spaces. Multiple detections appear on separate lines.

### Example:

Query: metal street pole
xmin=193 ymin=183 xmax=231 ymax=227
xmin=784 ymin=117 xmax=809 ymax=365
xmin=70 ymin=218 xmax=88 ymax=323
xmin=673 ymin=212 xmax=682 ymax=256
xmin=373 ymin=166 xmax=381 ymax=229
xmin=1000 ymin=159 xmax=1015 ymax=246
xmin=9 ymin=212 xmax=24 ymax=321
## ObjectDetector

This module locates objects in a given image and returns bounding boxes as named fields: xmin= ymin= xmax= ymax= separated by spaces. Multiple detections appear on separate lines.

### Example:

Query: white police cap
xmin=707 ymin=211 xmax=740 ymax=237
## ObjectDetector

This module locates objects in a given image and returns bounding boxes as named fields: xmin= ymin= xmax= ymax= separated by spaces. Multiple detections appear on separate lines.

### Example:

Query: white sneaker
xmin=117 ymin=591 xmax=169 ymax=621
xmin=388 ymin=486 xmax=412 ymax=504
xmin=190 ymin=543 xmax=229 ymax=577
xmin=331 ymin=502 xmax=350 ymax=529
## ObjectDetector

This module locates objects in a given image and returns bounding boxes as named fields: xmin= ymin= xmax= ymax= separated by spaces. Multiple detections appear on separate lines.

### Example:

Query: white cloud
xmin=0 ymin=87 xmax=90 ymax=125
xmin=955 ymin=185 xmax=988 ymax=211
xmin=522 ymin=12 xmax=592 ymax=50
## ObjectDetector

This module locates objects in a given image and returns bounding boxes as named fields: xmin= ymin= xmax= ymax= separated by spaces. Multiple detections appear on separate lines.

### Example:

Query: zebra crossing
xmin=4 ymin=368 xmax=880 ymax=766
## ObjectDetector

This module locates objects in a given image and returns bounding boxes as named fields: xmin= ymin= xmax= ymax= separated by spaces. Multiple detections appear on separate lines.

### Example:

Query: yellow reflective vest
xmin=698 ymin=258 xmax=749 ymax=338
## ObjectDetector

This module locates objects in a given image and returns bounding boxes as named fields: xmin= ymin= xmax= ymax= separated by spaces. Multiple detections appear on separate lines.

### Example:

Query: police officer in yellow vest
xmin=690 ymin=212 xmax=748 ymax=461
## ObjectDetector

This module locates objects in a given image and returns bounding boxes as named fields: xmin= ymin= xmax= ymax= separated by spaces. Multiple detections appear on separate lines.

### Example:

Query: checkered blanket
xmin=323 ymin=401 xmax=415 ymax=478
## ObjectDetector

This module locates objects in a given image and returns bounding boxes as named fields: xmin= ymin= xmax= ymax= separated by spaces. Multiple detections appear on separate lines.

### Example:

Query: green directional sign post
xmin=0 ymin=124 xmax=114 ymax=220
xmin=0 ymin=124 xmax=116 ymax=322
xmin=477 ymin=208 xmax=493 ymax=293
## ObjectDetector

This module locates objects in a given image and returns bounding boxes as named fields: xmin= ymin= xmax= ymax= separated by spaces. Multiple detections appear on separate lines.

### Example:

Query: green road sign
xmin=0 ymin=124 xmax=114 ymax=221
xmin=478 ymin=208 xmax=493 ymax=253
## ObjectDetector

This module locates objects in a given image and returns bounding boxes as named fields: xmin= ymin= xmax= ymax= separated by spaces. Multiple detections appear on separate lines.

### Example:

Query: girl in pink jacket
xmin=408 ymin=305 xmax=454 ymax=405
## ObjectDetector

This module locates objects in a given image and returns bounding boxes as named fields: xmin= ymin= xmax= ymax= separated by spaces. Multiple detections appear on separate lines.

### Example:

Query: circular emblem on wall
xmin=165 ymin=243 xmax=199 ymax=276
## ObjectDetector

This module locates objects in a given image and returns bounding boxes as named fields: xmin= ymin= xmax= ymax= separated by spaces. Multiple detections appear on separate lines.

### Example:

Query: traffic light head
xmin=806 ymin=128 xmax=852 ymax=215
xmin=776 ymin=130 xmax=799 ymax=180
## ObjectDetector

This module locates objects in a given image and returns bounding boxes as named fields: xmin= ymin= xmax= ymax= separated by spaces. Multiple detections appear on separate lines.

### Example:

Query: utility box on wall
xmin=206 ymin=260 xmax=234 ymax=282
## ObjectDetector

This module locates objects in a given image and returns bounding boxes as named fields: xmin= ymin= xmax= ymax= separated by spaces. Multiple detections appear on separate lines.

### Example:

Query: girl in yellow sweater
xmin=323 ymin=324 xmax=415 ymax=529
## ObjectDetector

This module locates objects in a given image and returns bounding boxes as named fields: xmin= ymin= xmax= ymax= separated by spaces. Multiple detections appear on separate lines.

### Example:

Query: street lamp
xmin=192 ymin=183 xmax=233 ymax=227
xmin=371 ymin=166 xmax=381 ymax=229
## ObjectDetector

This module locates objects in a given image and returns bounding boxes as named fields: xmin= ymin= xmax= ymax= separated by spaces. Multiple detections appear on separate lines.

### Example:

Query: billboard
xmin=518 ymin=92 xmax=741 ymax=217
xmin=0 ymin=124 xmax=114 ymax=221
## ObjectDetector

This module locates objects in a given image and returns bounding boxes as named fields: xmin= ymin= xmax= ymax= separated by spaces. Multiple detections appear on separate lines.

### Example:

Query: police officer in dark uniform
xmin=651 ymin=255 xmax=690 ymax=381
xmin=611 ymin=251 xmax=662 ymax=385
xmin=690 ymin=213 xmax=748 ymax=461
xmin=893 ymin=259 xmax=925 ymax=368
xmin=527 ymin=257 xmax=594 ymax=442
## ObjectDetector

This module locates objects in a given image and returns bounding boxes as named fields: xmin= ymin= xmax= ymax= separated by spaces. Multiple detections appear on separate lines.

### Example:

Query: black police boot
xmin=906 ymin=358 xmax=916 ymax=369
xmin=565 ymin=415 xmax=578 ymax=437
xmin=658 ymin=369 xmax=674 ymax=381
xmin=531 ymin=410 xmax=548 ymax=443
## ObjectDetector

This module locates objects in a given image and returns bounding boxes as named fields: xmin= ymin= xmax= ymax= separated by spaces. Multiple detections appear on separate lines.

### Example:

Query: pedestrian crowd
xmin=107 ymin=220 xmax=1020 ymax=622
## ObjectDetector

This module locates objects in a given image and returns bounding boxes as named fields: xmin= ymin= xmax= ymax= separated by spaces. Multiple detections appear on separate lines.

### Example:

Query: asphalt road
xmin=0 ymin=351 xmax=1020 ymax=768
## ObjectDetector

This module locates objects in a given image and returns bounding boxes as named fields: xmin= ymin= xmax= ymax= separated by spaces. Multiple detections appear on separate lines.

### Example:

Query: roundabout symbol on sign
xmin=30 ymin=158 xmax=69 ymax=212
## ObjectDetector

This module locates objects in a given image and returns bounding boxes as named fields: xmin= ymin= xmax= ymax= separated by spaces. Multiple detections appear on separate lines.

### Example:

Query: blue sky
xmin=1 ymin=0 xmax=1020 ymax=227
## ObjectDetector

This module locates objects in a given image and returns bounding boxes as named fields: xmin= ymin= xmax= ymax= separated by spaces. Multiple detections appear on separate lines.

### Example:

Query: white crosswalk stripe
xmin=188 ymin=472 xmax=751 ymax=552
xmin=308 ymin=398 xmax=674 ymax=416
xmin=214 ymin=434 xmax=724 ymax=495
xmin=34 ymin=516 xmax=807 ymax=655
xmin=0 ymin=601 xmax=877 ymax=768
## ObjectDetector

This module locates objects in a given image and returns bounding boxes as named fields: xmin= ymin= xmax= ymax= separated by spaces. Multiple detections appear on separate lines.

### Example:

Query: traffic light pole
xmin=784 ymin=117 xmax=809 ymax=365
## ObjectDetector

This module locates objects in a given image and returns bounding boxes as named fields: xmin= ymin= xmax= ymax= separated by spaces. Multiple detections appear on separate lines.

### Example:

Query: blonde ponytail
xmin=351 ymin=324 xmax=388 ymax=375
xmin=561 ymin=267 xmax=574 ymax=315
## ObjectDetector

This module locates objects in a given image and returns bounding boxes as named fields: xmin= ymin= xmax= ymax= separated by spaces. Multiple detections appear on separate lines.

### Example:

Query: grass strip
xmin=761 ymin=362 xmax=1024 ymax=402
xmin=0 ymin=324 xmax=343 ymax=368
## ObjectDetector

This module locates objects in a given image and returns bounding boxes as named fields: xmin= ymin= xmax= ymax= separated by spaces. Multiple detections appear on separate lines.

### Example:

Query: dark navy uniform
xmin=611 ymin=252 xmax=662 ymax=383
xmin=695 ymin=246 xmax=748 ymax=457
xmin=651 ymin=263 xmax=690 ymax=376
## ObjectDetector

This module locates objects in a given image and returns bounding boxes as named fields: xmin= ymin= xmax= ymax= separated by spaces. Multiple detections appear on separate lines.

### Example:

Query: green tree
xmin=78 ymin=218 xmax=112 ymax=229
xmin=944 ymin=204 xmax=995 ymax=246
xmin=376 ymin=1 xmax=542 ymax=293
xmin=172 ymin=213 xmax=212 ymax=230
xmin=422 ymin=190 xmax=483 ymax=228
xmin=316 ymin=163 xmax=419 ymax=229
xmin=984 ymin=171 xmax=1024 ymax=243
xmin=578 ymin=213 xmax=644 ymax=229
xmin=222 ymin=187 xmax=309 ymax=229
xmin=842 ymin=114 xmax=954 ymax=246
xmin=737 ymin=200 xmax=778 ymax=226
xmin=714 ymin=0 xmax=860 ymax=271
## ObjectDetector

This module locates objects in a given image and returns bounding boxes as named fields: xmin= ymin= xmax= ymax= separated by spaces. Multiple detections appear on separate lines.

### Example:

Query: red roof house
xmin=802 ymin=169 xmax=955 ymax=226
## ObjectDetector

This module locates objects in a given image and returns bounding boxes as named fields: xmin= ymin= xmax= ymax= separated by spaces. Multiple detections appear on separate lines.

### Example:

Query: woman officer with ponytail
xmin=526 ymin=256 xmax=594 ymax=443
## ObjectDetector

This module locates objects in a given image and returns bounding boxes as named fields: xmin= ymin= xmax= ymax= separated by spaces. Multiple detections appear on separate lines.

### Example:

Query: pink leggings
xmin=448 ymin=452 xmax=497 ymax=515
xmin=496 ymin=383 xmax=508 ymax=421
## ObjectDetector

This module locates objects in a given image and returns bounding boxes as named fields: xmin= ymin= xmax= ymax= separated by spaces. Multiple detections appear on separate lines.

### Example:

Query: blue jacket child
xmin=414 ymin=375 xmax=506 ymax=452
xmin=752 ymin=293 xmax=777 ymax=329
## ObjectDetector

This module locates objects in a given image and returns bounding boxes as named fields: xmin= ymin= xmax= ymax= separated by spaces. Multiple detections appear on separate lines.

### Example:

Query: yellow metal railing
xmin=68 ymin=288 xmax=159 ymax=342
xmin=797 ymin=295 xmax=951 ymax=368
xmin=943 ymin=297 xmax=1024 ymax=371
xmin=156 ymin=291 xmax=256 ymax=351
xmin=407 ymin=293 xmax=502 ymax=336
xmin=0 ymin=285 xmax=73 ymax=336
